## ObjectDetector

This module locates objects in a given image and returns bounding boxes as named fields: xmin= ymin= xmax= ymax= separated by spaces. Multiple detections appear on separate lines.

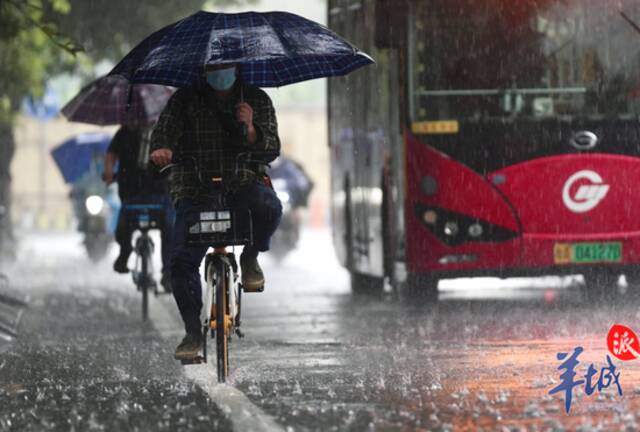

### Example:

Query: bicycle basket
xmin=123 ymin=203 xmax=164 ymax=230
xmin=184 ymin=206 xmax=253 ymax=247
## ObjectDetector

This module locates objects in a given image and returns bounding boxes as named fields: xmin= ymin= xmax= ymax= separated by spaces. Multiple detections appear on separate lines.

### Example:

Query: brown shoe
xmin=174 ymin=334 xmax=203 ymax=360
xmin=241 ymin=254 xmax=265 ymax=292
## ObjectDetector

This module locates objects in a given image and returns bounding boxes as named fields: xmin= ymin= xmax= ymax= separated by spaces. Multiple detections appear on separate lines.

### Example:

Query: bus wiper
xmin=620 ymin=11 xmax=640 ymax=36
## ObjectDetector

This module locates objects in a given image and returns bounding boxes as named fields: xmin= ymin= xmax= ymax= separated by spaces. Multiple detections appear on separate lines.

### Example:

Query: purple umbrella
xmin=61 ymin=75 xmax=175 ymax=126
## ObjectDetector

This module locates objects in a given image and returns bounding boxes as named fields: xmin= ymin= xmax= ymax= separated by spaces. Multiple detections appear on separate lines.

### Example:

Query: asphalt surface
xmin=3 ymin=229 xmax=640 ymax=431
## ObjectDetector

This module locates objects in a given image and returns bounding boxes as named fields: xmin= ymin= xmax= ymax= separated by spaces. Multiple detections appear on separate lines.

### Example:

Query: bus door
xmin=348 ymin=1 xmax=373 ymax=270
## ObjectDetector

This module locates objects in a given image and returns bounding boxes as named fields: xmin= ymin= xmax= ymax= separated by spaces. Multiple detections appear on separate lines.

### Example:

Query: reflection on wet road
xmin=3 ymin=229 xmax=640 ymax=430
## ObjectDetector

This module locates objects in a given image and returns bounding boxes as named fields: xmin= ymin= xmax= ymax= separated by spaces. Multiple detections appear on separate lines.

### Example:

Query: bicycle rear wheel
xmin=141 ymin=249 xmax=149 ymax=321
xmin=216 ymin=260 xmax=229 ymax=382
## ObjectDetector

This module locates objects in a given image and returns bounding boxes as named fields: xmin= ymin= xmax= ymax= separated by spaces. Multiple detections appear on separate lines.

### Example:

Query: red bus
xmin=328 ymin=0 xmax=640 ymax=298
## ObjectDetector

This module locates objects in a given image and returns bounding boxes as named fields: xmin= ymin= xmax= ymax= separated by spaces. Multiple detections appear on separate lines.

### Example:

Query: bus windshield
xmin=412 ymin=0 xmax=640 ymax=122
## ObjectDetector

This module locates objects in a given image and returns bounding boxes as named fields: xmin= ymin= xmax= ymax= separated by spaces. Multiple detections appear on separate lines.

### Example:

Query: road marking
xmin=148 ymin=297 xmax=284 ymax=432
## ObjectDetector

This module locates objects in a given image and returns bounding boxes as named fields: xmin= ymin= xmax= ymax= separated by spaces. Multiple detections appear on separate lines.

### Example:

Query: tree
xmin=0 ymin=0 xmax=79 ymax=258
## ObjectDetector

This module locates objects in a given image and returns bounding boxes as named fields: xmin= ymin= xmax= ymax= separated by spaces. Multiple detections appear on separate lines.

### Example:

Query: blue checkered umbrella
xmin=107 ymin=11 xmax=374 ymax=87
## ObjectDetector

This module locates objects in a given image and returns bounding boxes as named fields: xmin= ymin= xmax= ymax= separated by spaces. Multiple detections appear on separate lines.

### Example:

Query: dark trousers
xmin=171 ymin=182 xmax=282 ymax=336
xmin=115 ymin=194 xmax=175 ymax=274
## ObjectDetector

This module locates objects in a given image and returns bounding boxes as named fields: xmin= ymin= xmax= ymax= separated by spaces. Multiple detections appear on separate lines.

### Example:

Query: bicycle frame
xmin=181 ymin=206 xmax=250 ymax=383
xmin=168 ymin=152 xmax=276 ymax=382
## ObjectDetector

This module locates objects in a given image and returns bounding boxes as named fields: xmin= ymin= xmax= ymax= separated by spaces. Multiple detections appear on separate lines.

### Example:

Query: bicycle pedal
xmin=240 ymin=283 xmax=264 ymax=293
xmin=180 ymin=356 xmax=205 ymax=365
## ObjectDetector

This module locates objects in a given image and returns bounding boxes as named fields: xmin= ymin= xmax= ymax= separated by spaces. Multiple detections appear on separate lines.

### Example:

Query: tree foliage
xmin=0 ymin=0 xmax=79 ymax=123
xmin=0 ymin=0 xmax=255 ymax=123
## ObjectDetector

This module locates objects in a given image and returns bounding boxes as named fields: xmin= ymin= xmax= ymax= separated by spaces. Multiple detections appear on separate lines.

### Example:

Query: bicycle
xmin=162 ymin=152 xmax=272 ymax=382
xmin=122 ymin=203 xmax=167 ymax=321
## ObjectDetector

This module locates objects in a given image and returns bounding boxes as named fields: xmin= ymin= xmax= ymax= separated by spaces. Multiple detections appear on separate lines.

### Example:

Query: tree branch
xmin=5 ymin=0 xmax=84 ymax=55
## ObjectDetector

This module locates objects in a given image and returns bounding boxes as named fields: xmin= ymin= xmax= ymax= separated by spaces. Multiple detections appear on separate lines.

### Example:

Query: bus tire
xmin=344 ymin=176 xmax=355 ymax=272
xmin=583 ymin=271 xmax=620 ymax=301
xmin=381 ymin=169 xmax=396 ymax=291
xmin=402 ymin=273 xmax=439 ymax=304
xmin=351 ymin=272 xmax=384 ymax=297
xmin=623 ymin=271 xmax=640 ymax=301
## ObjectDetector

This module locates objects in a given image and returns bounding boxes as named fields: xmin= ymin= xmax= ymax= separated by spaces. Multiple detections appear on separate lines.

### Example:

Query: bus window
xmin=411 ymin=0 xmax=640 ymax=122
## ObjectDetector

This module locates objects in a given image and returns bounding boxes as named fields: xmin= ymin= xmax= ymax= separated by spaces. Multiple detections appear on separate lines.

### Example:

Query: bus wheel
xmin=622 ymin=272 xmax=640 ymax=299
xmin=381 ymin=169 xmax=396 ymax=292
xmin=402 ymin=273 xmax=439 ymax=304
xmin=351 ymin=272 xmax=384 ymax=297
xmin=582 ymin=271 xmax=620 ymax=301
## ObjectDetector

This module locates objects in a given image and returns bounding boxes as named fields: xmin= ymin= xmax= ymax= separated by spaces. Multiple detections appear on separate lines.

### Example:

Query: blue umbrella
xmin=51 ymin=133 xmax=112 ymax=184
xmin=108 ymin=11 xmax=373 ymax=88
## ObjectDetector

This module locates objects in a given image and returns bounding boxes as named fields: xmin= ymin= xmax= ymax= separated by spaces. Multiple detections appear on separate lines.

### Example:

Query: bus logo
xmin=570 ymin=131 xmax=599 ymax=150
xmin=562 ymin=170 xmax=610 ymax=213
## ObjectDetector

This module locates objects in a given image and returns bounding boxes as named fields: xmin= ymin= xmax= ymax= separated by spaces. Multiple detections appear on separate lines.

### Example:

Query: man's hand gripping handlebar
xmin=150 ymin=148 xmax=173 ymax=168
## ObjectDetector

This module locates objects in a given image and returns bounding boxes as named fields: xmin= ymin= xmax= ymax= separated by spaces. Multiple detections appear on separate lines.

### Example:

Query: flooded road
xmin=3 ymin=229 xmax=640 ymax=431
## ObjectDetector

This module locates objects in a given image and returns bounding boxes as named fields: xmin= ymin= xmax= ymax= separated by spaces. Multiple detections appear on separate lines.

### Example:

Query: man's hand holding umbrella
xmin=236 ymin=101 xmax=256 ymax=145
xmin=150 ymin=98 xmax=257 ymax=167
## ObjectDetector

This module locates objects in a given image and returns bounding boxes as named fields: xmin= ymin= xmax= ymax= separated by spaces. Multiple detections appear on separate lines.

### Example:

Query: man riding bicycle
xmin=104 ymin=124 xmax=175 ymax=291
xmin=150 ymin=63 xmax=282 ymax=360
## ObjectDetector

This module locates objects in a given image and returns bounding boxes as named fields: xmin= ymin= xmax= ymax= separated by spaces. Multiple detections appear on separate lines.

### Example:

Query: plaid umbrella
xmin=108 ymin=11 xmax=374 ymax=88
xmin=61 ymin=76 xmax=175 ymax=126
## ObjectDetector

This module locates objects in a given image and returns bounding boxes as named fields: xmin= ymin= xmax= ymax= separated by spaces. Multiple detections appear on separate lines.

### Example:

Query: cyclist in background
xmin=103 ymin=124 xmax=175 ymax=292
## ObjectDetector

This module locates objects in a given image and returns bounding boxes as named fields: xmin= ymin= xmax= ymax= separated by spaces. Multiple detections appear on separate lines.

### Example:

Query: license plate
xmin=554 ymin=242 xmax=622 ymax=264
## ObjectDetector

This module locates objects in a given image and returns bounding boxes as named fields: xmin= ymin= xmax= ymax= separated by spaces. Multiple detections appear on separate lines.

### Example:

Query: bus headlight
xmin=85 ymin=195 xmax=104 ymax=216
xmin=423 ymin=210 xmax=437 ymax=225
xmin=444 ymin=221 xmax=459 ymax=236
xmin=468 ymin=223 xmax=484 ymax=238
xmin=415 ymin=204 xmax=518 ymax=247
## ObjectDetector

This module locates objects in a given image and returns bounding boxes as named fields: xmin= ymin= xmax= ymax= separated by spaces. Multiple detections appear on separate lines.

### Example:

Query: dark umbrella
xmin=108 ymin=11 xmax=373 ymax=88
xmin=51 ymin=133 xmax=112 ymax=184
xmin=61 ymin=76 xmax=174 ymax=126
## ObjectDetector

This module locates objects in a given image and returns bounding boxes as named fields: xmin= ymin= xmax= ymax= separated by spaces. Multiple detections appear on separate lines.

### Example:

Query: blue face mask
xmin=206 ymin=67 xmax=237 ymax=91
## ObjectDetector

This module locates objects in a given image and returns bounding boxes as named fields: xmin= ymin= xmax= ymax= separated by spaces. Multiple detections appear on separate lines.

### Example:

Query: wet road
xmin=3 ymin=229 xmax=640 ymax=431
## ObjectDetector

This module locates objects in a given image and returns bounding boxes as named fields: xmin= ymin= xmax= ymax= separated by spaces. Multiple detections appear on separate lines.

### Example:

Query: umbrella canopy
xmin=61 ymin=76 xmax=175 ymax=126
xmin=51 ymin=133 xmax=112 ymax=184
xmin=108 ymin=11 xmax=374 ymax=88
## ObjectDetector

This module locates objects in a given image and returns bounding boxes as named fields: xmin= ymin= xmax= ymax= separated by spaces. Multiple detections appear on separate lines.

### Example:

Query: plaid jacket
xmin=150 ymin=81 xmax=280 ymax=202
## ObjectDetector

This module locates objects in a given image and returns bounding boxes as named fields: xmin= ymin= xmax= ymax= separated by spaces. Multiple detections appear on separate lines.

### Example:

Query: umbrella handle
xmin=126 ymin=84 xmax=134 ymax=110
xmin=240 ymin=85 xmax=248 ymax=144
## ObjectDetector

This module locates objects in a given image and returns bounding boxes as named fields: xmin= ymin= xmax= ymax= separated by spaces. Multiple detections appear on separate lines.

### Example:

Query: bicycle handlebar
xmin=157 ymin=150 xmax=278 ymax=195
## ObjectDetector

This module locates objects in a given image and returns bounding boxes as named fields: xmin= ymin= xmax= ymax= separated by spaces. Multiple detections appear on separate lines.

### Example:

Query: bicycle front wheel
xmin=215 ymin=260 xmax=229 ymax=382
